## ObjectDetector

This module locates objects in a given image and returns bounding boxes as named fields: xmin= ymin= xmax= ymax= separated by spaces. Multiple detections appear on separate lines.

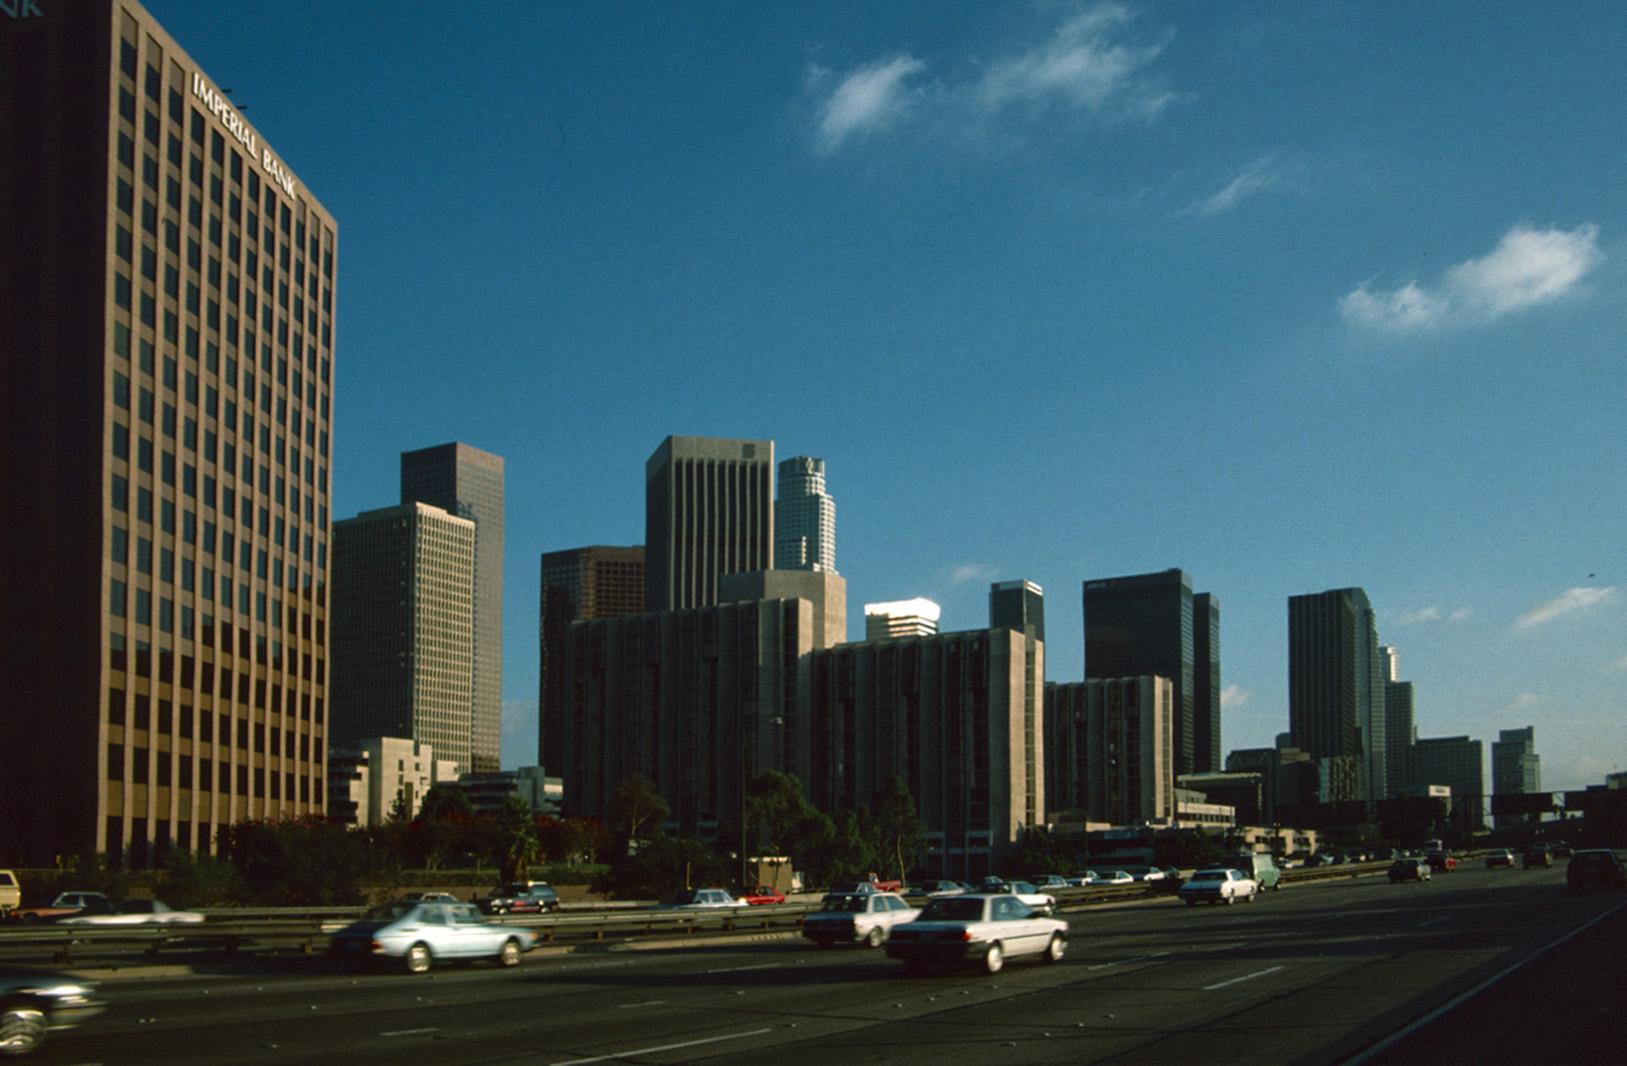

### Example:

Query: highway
xmin=29 ymin=863 xmax=1625 ymax=1065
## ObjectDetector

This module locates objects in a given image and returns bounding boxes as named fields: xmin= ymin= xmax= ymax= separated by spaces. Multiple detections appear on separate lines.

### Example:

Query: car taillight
xmin=960 ymin=930 xmax=973 ymax=941
xmin=369 ymin=940 xmax=384 ymax=952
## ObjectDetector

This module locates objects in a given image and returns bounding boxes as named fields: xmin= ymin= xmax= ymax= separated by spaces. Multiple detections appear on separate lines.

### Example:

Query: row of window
xmin=107 ymin=742 xmax=320 ymax=802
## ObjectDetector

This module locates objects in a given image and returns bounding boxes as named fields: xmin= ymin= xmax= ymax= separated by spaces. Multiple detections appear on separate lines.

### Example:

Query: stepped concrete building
xmin=0 ymin=1 xmax=336 ymax=864
xmin=645 ymin=436 xmax=774 ymax=613
xmin=774 ymin=456 xmax=837 ymax=573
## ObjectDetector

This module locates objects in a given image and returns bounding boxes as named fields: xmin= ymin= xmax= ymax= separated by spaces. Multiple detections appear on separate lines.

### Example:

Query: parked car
xmin=1424 ymin=851 xmax=1458 ymax=872
xmin=903 ymin=880 xmax=966 ymax=902
xmin=655 ymin=888 xmax=739 ymax=909
xmin=328 ymin=900 xmax=536 ymax=973
xmin=1115 ymin=865 xmax=1169 ymax=883
xmin=5 ymin=893 xmax=109 ymax=924
xmin=58 ymin=898 xmax=204 ymax=925
xmin=1523 ymin=845 xmax=1554 ymax=869
xmin=1025 ymin=875 xmax=1070 ymax=891
xmin=977 ymin=880 xmax=1056 ymax=914
xmin=0 ymin=871 xmax=19 ymax=917
xmin=1485 ymin=849 xmax=1515 ymax=869
xmin=476 ymin=881 xmax=560 ymax=915
xmin=1217 ymin=852 xmax=1283 ymax=891
xmin=884 ymin=894 xmax=1067 ymax=975
xmin=398 ymin=892 xmax=461 ymax=903
xmin=1178 ymin=868 xmax=1258 ymax=906
xmin=0 ymin=965 xmax=106 ymax=1056
xmin=824 ymin=876 xmax=903 ymax=899
xmin=1388 ymin=858 xmax=1432 ymax=883
xmin=802 ymin=891 xmax=917 ymax=948
xmin=1090 ymin=869 xmax=1136 ymax=886
xmin=1566 ymin=849 xmax=1627 ymax=891
xmin=739 ymin=885 xmax=785 ymax=905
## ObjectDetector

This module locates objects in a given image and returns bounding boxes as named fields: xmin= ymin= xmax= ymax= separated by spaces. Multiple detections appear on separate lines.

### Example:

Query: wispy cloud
xmin=1500 ymin=692 xmax=1543 ymax=714
xmin=502 ymin=698 xmax=537 ymax=738
xmin=1607 ymin=655 xmax=1627 ymax=672
xmin=1220 ymin=684 xmax=1251 ymax=709
xmin=807 ymin=3 xmax=1173 ymax=154
xmin=1341 ymin=223 xmax=1602 ymax=331
xmin=945 ymin=563 xmax=1001 ymax=586
xmin=1515 ymin=586 xmax=1616 ymax=629
xmin=1183 ymin=154 xmax=1293 ymax=217
xmin=1396 ymin=606 xmax=1473 ymax=626
xmin=812 ymin=54 xmax=927 ymax=154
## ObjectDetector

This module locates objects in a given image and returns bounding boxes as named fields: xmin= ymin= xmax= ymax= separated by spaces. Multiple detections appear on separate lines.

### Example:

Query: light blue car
xmin=329 ymin=900 xmax=537 ymax=973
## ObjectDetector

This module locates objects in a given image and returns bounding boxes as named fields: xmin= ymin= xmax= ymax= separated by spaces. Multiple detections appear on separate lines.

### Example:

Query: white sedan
xmin=885 ymin=894 xmax=1067 ymax=974
xmin=802 ymin=891 xmax=917 ymax=948
xmin=58 ymin=898 xmax=205 ymax=925
xmin=328 ymin=900 xmax=537 ymax=973
xmin=1178 ymin=868 xmax=1258 ymax=906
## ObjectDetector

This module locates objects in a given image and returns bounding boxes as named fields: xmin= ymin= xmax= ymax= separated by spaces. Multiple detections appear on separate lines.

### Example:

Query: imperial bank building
xmin=0 ymin=1 xmax=338 ymax=865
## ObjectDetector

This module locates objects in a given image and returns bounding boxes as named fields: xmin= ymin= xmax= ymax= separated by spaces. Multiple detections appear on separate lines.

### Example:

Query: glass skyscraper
xmin=1288 ymin=587 xmax=1385 ymax=802
xmin=774 ymin=456 xmax=837 ymax=573
xmin=645 ymin=436 xmax=774 ymax=613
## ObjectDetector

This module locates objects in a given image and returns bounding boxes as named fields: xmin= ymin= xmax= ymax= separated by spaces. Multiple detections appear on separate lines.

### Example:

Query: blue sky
xmin=147 ymin=1 xmax=1627 ymax=792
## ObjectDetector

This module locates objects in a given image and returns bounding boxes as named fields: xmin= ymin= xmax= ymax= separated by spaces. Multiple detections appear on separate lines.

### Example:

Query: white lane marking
xmin=1087 ymin=951 xmax=1172 ymax=970
xmin=380 ymin=1027 xmax=441 ymax=1037
xmin=704 ymin=963 xmax=780 ymax=974
xmin=1204 ymin=964 xmax=1285 ymax=991
xmin=1417 ymin=915 xmax=1453 ymax=927
xmin=617 ymin=1000 xmax=667 ymax=1009
xmin=551 ymin=1027 xmax=776 ymax=1065
xmin=1347 ymin=899 xmax=1627 ymax=1065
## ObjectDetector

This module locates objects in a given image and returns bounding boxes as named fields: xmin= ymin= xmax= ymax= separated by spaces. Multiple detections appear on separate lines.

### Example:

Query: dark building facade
xmin=1083 ymin=569 xmax=1219 ymax=775
xmin=1288 ymin=587 xmax=1385 ymax=801
xmin=1 ymin=0 xmax=336 ymax=863
xmin=399 ymin=443 xmax=504 ymax=773
xmin=990 ymin=580 xmax=1044 ymax=643
xmin=537 ymin=545 xmax=644 ymax=772
xmin=644 ymin=436 xmax=774 ymax=613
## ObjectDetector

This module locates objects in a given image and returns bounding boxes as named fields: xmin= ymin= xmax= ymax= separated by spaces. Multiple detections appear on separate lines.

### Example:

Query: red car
xmin=740 ymin=885 xmax=785 ymax=905
xmin=1425 ymin=851 xmax=1458 ymax=872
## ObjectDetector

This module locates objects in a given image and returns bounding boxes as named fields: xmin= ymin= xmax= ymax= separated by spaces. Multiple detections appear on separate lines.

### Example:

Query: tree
xmin=607 ymin=774 xmax=670 ymax=847
xmin=593 ymin=834 xmax=731 ymax=901
xmin=497 ymin=797 xmax=541 ymax=882
xmin=743 ymin=771 xmax=833 ymax=863
xmin=862 ymin=776 xmax=927 ymax=884
xmin=805 ymin=810 xmax=873 ymax=888
xmin=418 ymin=785 xmax=476 ymax=822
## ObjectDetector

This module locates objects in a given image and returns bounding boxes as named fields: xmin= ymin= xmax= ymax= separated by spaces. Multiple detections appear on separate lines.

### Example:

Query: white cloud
xmin=1340 ymin=223 xmax=1602 ymax=331
xmin=1500 ymin=692 xmax=1542 ymax=714
xmin=1397 ymin=606 xmax=1473 ymax=626
xmin=1515 ymin=586 xmax=1616 ymax=629
xmin=502 ymin=698 xmax=537 ymax=738
xmin=945 ymin=563 xmax=1001 ymax=586
xmin=808 ymin=3 xmax=1172 ymax=153
xmin=1607 ymin=655 xmax=1627 ymax=672
xmin=975 ymin=4 xmax=1171 ymax=117
xmin=813 ymin=54 xmax=927 ymax=154
xmin=1220 ymin=684 xmax=1251 ymax=709
xmin=1184 ymin=154 xmax=1292 ymax=217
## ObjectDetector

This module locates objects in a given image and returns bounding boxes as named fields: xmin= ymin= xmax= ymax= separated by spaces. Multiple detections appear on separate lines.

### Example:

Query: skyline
xmin=140 ymin=1 xmax=1627 ymax=792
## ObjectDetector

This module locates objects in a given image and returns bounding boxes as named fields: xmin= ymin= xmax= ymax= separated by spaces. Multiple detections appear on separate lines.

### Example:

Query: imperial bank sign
xmin=191 ymin=71 xmax=297 ymax=199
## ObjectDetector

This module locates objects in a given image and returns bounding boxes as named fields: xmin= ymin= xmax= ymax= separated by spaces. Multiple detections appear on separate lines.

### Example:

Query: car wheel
xmin=405 ymin=943 xmax=432 ymax=974
xmin=498 ymin=938 xmax=522 ymax=967
xmin=1043 ymin=934 xmax=1065 ymax=964
xmin=983 ymin=943 xmax=1004 ymax=975
xmin=0 ymin=1006 xmax=47 ymax=1056
xmin=1224 ymin=893 xmax=1235 ymax=905
xmin=864 ymin=926 xmax=884 ymax=949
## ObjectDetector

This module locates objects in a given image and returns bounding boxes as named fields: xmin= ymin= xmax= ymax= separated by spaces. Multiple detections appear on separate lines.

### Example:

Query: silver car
xmin=885 ymin=894 xmax=1067 ymax=975
xmin=801 ymin=891 xmax=917 ymax=948
xmin=328 ymin=900 xmax=536 ymax=973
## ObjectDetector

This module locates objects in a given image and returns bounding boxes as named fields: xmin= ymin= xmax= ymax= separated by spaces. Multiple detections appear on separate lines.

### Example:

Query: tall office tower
xmin=331 ymin=504 xmax=476 ymax=773
xmin=1287 ymin=587 xmax=1385 ymax=802
xmin=400 ymin=443 xmax=504 ymax=773
xmin=1381 ymin=646 xmax=1416 ymax=797
xmin=1492 ymin=726 xmax=1541 ymax=797
xmin=645 ymin=436 xmax=774 ymax=612
xmin=0 ymin=3 xmax=337 ymax=865
xmin=774 ymin=456 xmax=837 ymax=573
xmin=1045 ymin=677 xmax=1174 ymax=826
xmin=1084 ymin=569 xmax=1219 ymax=776
xmin=1413 ymin=735 xmax=1486 ymax=832
xmin=865 ymin=598 xmax=941 ymax=640
xmin=1192 ymin=592 xmax=1221 ymax=773
xmin=990 ymin=580 xmax=1045 ymax=642
xmin=811 ymin=628 xmax=1044 ymax=881
xmin=537 ymin=546 xmax=644 ymax=772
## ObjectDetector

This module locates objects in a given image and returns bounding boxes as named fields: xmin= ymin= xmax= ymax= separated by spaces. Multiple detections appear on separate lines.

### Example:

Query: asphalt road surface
xmin=28 ymin=863 xmax=1625 ymax=1066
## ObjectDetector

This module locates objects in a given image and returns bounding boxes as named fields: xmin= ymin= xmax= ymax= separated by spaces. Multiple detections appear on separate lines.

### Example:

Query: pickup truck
xmin=7 ymin=891 xmax=109 ymax=923
xmin=0 ymin=870 xmax=19 ymax=916
xmin=475 ymin=881 xmax=560 ymax=915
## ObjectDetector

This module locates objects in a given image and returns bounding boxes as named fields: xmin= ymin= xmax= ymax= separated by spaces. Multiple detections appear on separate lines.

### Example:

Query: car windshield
xmin=365 ymin=902 xmax=419 ymax=922
xmin=920 ymin=898 xmax=986 ymax=922
xmin=820 ymin=896 xmax=867 ymax=913
xmin=1192 ymin=871 xmax=1227 ymax=882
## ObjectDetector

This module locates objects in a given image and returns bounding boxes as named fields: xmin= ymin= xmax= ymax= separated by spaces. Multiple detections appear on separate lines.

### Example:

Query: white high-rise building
xmin=774 ymin=456 xmax=837 ymax=574
xmin=864 ymin=598 xmax=941 ymax=640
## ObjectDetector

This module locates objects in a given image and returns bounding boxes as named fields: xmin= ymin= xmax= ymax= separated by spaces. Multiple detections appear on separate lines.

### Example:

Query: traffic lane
xmin=1356 ymin=892 xmax=1627 ymax=1066
xmin=38 ymin=869 xmax=1593 ymax=1066
xmin=692 ymin=868 xmax=1608 ymax=1066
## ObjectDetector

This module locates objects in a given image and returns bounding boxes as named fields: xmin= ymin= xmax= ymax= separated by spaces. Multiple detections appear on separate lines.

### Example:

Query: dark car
xmin=1523 ymin=845 xmax=1554 ymax=869
xmin=1388 ymin=858 xmax=1432 ymax=883
xmin=476 ymin=881 xmax=560 ymax=915
xmin=0 ymin=965 xmax=105 ymax=1055
xmin=1567 ymin=849 xmax=1627 ymax=891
